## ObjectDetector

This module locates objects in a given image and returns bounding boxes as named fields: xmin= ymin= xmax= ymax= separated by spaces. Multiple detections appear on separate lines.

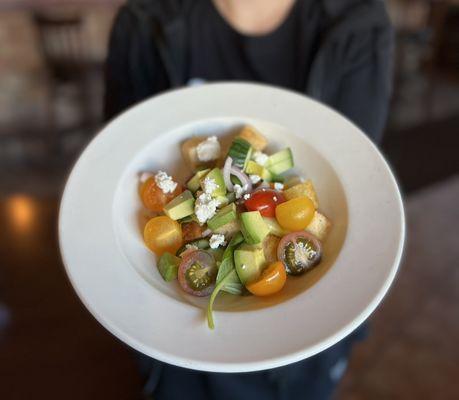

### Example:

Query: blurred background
xmin=0 ymin=0 xmax=458 ymax=399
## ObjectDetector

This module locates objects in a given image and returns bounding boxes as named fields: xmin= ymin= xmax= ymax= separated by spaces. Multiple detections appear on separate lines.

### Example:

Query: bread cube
xmin=305 ymin=211 xmax=331 ymax=241
xmin=237 ymin=126 xmax=268 ymax=151
xmin=284 ymin=180 xmax=319 ymax=209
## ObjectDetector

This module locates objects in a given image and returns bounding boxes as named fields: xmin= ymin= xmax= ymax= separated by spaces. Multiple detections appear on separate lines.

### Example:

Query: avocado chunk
xmin=187 ymin=169 xmax=210 ymax=192
xmin=207 ymin=203 xmax=237 ymax=231
xmin=266 ymin=148 xmax=294 ymax=175
xmin=234 ymin=244 xmax=266 ymax=284
xmin=200 ymin=168 xmax=227 ymax=197
xmin=240 ymin=211 xmax=270 ymax=244
xmin=157 ymin=252 xmax=181 ymax=281
xmin=263 ymin=217 xmax=288 ymax=237
xmin=164 ymin=190 xmax=195 ymax=220
xmin=212 ymin=218 xmax=241 ymax=239
xmin=245 ymin=160 xmax=272 ymax=181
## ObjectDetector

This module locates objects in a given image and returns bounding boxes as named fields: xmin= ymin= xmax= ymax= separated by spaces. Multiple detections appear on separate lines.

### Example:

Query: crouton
xmin=305 ymin=211 xmax=331 ymax=241
xmin=284 ymin=180 xmax=319 ymax=209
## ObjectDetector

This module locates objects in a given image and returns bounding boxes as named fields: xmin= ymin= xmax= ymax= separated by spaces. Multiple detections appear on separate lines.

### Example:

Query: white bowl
xmin=59 ymin=83 xmax=405 ymax=372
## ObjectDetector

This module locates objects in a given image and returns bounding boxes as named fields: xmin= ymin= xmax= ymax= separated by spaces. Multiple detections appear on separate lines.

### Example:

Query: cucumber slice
xmin=228 ymin=138 xmax=253 ymax=169
xmin=267 ymin=148 xmax=294 ymax=175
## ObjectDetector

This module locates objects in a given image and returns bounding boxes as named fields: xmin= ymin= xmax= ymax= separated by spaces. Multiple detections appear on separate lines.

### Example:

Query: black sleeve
xmin=103 ymin=6 xmax=170 ymax=122
xmin=332 ymin=26 xmax=394 ymax=143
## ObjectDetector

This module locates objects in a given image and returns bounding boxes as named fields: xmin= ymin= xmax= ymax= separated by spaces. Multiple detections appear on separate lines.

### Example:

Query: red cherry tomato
xmin=244 ymin=189 xmax=285 ymax=217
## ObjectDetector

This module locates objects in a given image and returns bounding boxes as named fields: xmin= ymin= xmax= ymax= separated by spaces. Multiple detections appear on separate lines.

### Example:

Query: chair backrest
xmin=33 ymin=10 xmax=88 ymax=79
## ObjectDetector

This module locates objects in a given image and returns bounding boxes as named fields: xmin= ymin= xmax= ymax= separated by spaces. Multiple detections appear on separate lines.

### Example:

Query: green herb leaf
xmin=207 ymin=232 xmax=245 ymax=329
xmin=207 ymin=269 xmax=241 ymax=329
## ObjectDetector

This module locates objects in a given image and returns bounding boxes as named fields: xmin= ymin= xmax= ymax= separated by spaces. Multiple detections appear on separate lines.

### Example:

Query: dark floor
xmin=335 ymin=176 xmax=459 ymax=400
xmin=0 ymin=196 xmax=142 ymax=399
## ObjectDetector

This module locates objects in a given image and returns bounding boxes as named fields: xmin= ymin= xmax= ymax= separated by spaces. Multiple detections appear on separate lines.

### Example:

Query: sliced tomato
xmin=246 ymin=262 xmax=287 ymax=296
xmin=178 ymin=250 xmax=217 ymax=297
xmin=277 ymin=231 xmax=322 ymax=275
xmin=143 ymin=216 xmax=183 ymax=256
xmin=275 ymin=196 xmax=315 ymax=231
xmin=140 ymin=177 xmax=181 ymax=212
xmin=244 ymin=189 xmax=285 ymax=217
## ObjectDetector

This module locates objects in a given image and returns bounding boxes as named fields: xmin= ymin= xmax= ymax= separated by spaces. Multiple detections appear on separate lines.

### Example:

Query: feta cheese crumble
xmin=249 ymin=174 xmax=261 ymax=184
xmin=139 ymin=172 xmax=153 ymax=183
xmin=202 ymin=176 xmax=218 ymax=195
xmin=154 ymin=170 xmax=177 ymax=194
xmin=253 ymin=151 xmax=268 ymax=166
xmin=243 ymin=193 xmax=251 ymax=200
xmin=209 ymin=234 xmax=226 ymax=249
xmin=196 ymin=136 xmax=221 ymax=162
xmin=185 ymin=244 xmax=199 ymax=251
xmin=194 ymin=193 xmax=219 ymax=224
xmin=233 ymin=183 xmax=248 ymax=199
xmin=274 ymin=182 xmax=284 ymax=190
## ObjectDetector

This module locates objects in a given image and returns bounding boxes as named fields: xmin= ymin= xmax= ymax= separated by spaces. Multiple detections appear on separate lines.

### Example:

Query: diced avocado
xmin=213 ymin=219 xmax=240 ymax=239
xmin=163 ymin=190 xmax=195 ymax=220
xmin=215 ymin=195 xmax=229 ymax=207
xmin=187 ymin=169 xmax=210 ymax=192
xmin=234 ymin=244 xmax=266 ymax=284
xmin=157 ymin=252 xmax=180 ymax=281
xmin=207 ymin=203 xmax=237 ymax=231
xmin=240 ymin=211 xmax=270 ymax=244
xmin=245 ymin=160 xmax=272 ymax=181
xmin=200 ymin=168 xmax=226 ymax=197
xmin=263 ymin=217 xmax=288 ymax=237
xmin=178 ymin=214 xmax=198 ymax=224
xmin=267 ymin=148 xmax=294 ymax=175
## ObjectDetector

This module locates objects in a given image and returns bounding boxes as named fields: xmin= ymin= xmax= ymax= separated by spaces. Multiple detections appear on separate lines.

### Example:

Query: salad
xmin=138 ymin=126 xmax=331 ymax=329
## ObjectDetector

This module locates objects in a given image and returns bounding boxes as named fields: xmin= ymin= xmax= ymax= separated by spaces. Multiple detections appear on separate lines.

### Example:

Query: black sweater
xmin=104 ymin=0 xmax=393 ymax=143
xmin=103 ymin=1 xmax=393 ymax=398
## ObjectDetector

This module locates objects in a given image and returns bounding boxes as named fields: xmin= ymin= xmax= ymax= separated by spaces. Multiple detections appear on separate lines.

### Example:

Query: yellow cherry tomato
xmin=246 ymin=262 xmax=287 ymax=296
xmin=275 ymin=196 xmax=315 ymax=231
xmin=143 ymin=216 xmax=183 ymax=256
xmin=140 ymin=177 xmax=181 ymax=212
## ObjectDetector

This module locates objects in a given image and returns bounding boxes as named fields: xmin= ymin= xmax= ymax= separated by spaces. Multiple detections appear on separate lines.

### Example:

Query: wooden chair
xmin=33 ymin=10 xmax=100 ymax=157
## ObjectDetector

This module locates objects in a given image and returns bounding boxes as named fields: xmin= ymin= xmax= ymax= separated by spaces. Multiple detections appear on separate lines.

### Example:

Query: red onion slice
xmin=202 ymin=228 xmax=212 ymax=237
xmin=223 ymin=157 xmax=234 ymax=191
xmin=230 ymin=166 xmax=253 ymax=193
